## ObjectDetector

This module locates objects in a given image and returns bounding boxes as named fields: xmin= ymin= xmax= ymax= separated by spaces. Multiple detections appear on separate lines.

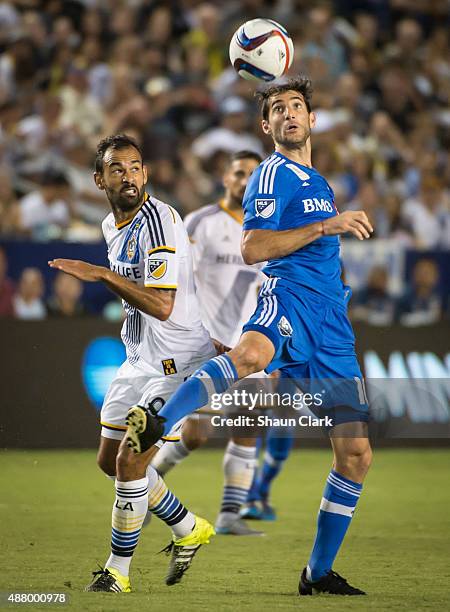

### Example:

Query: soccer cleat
xmin=240 ymin=500 xmax=276 ymax=521
xmin=125 ymin=404 xmax=166 ymax=453
xmin=215 ymin=516 xmax=264 ymax=536
xmin=239 ymin=501 xmax=262 ymax=520
xmin=85 ymin=567 xmax=131 ymax=593
xmin=299 ymin=568 xmax=366 ymax=596
xmin=260 ymin=500 xmax=276 ymax=521
xmin=162 ymin=516 xmax=215 ymax=586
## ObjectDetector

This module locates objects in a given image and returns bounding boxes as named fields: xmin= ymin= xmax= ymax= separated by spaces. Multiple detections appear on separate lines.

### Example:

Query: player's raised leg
xmin=126 ymin=331 xmax=275 ymax=452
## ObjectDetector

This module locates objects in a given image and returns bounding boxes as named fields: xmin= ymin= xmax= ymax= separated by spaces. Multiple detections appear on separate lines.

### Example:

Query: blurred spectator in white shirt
xmin=59 ymin=64 xmax=103 ymax=143
xmin=402 ymin=175 xmax=450 ymax=250
xmin=18 ymin=169 xmax=71 ymax=239
xmin=191 ymin=96 xmax=264 ymax=159
xmin=13 ymin=267 xmax=46 ymax=320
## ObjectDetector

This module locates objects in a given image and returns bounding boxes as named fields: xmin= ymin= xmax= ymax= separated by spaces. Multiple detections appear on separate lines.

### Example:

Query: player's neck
xmin=112 ymin=197 xmax=145 ymax=227
xmin=275 ymin=143 xmax=312 ymax=168
xmin=221 ymin=197 xmax=244 ymax=221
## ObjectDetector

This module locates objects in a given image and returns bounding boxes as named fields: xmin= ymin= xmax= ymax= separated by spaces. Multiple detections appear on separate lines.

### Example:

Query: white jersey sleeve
xmin=142 ymin=204 xmax=179 ymax=289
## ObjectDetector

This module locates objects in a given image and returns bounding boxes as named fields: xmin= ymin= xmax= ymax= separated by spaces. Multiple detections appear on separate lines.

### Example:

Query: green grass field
xmin=1 ymin=448 xmax=449 ymax=611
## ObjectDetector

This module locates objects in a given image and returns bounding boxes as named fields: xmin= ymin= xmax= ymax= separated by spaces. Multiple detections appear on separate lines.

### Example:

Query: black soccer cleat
xmin=85 ymin=567 xmax=131 ymax=592
xmin=125 ymin=404 xmax=166 ymax=453
xmin=160 ymin=516 xmax=215 ymax=586
xmin=299 ymin=568 xmax=366 ymax=596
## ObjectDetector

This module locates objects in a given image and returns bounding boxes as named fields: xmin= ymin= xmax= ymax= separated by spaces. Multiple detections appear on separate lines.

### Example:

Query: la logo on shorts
xmin=147 ymin=259 xmax=167 ymax=280
xmin=255 ymin=198 xmax=276 ymax=218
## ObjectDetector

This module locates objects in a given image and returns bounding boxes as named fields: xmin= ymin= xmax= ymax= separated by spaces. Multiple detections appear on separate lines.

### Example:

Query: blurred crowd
xmin=0 ymin=0 xmax=449 ymax=324
xmin=0 ymin=243 xmax=445 ymax=325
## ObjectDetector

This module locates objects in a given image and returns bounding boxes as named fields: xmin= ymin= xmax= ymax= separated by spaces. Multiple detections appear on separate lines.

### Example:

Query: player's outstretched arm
xmin=241 ymin=211 xmax=373 ymax=264
xmin=48 ymin=258 xmax=175 ymax=320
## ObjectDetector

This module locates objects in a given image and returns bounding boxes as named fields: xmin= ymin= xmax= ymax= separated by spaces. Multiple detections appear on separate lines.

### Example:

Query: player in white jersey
xmin=151 ymin=151 xmax=274 ymax=535
xmin=186 ymin=162 xmax=265 ymax=347
xmin=49 ymin=134 xmax=215 ymax=593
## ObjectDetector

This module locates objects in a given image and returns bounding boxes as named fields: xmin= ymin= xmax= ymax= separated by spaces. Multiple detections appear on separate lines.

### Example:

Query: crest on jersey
xmin=126 ymin=220 xmax=141 ymax=261
xmin=127 ymin=235 xmax=137 ymax=260
xmin=278 ymin=316 xmax=293 ymax=337
xmin=147 ymin=258 xmax=167 ymax=280
xmin=255 ymin=198 xmax=276 ymax=218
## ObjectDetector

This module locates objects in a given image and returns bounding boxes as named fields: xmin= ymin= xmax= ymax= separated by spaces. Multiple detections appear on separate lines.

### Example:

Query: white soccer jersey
xmin=102 ymin=194 xmax=213 ymax=375
xmin=184 ymin=201 xmax=265 ymax=347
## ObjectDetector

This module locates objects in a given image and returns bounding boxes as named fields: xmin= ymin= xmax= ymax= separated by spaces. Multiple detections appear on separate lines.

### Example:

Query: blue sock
xmin=307 ymin=470 xmax=362 ymax=581
xmin=158 ymin=354 xmax=238 ymax=434
xmin=258 ymin=430 xmax=294 ymax=500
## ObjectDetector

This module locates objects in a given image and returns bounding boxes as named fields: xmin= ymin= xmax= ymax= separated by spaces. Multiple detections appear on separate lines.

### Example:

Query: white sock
xmin=105 ymin=477 xmax=148 ymax=577
xmin=217 ymin=441 xmax=257 ymax=524
xmin=151 ymin=439 xmax=191 ymax=476
xmin=147 ymin=465 xmax=195 ymax=538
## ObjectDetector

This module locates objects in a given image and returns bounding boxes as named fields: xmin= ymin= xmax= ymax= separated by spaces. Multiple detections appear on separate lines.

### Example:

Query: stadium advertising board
xmin=1 ymin=321 xmax=448 ymax=448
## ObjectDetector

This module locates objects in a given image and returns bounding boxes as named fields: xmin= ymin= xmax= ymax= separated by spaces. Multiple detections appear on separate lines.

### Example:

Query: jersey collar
xmin=219 ymin=199 xmax=243 ymax=225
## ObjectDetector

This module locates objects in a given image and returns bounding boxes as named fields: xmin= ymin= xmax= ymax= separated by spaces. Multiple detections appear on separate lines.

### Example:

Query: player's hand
xmin=212 ymin=338 xmax=231 ymax=355
xmin=48 ymin=258 xmax=104 ymax=282
xmin=322 ymin=211 xmax=373 ymax=240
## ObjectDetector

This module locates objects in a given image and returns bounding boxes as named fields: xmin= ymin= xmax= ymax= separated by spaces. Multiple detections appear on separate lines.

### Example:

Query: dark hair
xmin=229 ymin=150 xmax=263 ymax=165
xmin=95 ymin=134 xmax=142 ymax=174
xmin=256 ymin=76 xmax=313 ymax=120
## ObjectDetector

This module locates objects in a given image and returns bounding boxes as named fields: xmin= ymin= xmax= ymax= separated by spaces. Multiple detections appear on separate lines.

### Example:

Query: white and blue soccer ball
xmin=229 ymin=18 xmax=294 ymax=82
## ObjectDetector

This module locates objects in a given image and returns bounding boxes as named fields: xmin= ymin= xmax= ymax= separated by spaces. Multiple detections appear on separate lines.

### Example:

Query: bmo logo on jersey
xmin=302 ymin=198 xmax=334 ymax=213
xmin=255 ymin=198 xmax=276 ymax=218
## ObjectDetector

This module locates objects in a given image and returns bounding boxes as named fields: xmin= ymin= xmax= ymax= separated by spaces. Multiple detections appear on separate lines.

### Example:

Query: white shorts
xmin=100 ymin=351 xmax=214 ymax=445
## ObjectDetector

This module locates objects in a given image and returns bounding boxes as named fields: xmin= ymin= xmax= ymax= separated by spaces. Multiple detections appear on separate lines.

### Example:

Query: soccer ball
xmin=229 ymin=18 xmax=294 ymax=82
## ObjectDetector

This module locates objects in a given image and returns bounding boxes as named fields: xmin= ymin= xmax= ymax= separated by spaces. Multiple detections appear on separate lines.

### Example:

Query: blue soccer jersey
xmin=243 ymin=151 xmax=346 ymax=305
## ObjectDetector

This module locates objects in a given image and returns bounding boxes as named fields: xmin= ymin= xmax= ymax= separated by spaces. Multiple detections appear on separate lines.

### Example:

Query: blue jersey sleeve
xmin=243 ymin=157 xmax=295 ymax=230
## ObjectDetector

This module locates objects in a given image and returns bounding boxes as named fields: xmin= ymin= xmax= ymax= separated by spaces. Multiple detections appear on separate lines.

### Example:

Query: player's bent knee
xmin=342 ymin=447 xmax=372 ymax=477
xmin=357 ymin=446 xmax=373 ymax=472
xmin=97 ymin=453 xmax=117 ymax=477
xmin=233 ymin=345 xmax=267 ymax=375
xmin=97 ymin=444 xmax=119 ymax=476
xmin=186 ymin=434 xmax=208 ymax=450
xmin=116 ymin=445 xmax=138 ymax=474
xmin=181 ymin=418 xmax=209 ymax=450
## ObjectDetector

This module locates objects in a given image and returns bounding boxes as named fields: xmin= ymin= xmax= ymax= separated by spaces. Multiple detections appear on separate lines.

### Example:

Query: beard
xmin=105 ymin=183 xmax=146 ymax=211
xmin=276 ymin=124 xmax=311 ymax=149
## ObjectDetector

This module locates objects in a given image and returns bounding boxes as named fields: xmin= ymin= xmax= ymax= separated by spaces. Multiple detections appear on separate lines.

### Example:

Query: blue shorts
xmin=242 ymin=277 xmax=369 ymax=426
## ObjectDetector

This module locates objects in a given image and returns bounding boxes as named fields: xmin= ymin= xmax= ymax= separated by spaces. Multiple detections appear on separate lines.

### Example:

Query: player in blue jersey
xmin=126 ymin=77 xmax=374 ymax=596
